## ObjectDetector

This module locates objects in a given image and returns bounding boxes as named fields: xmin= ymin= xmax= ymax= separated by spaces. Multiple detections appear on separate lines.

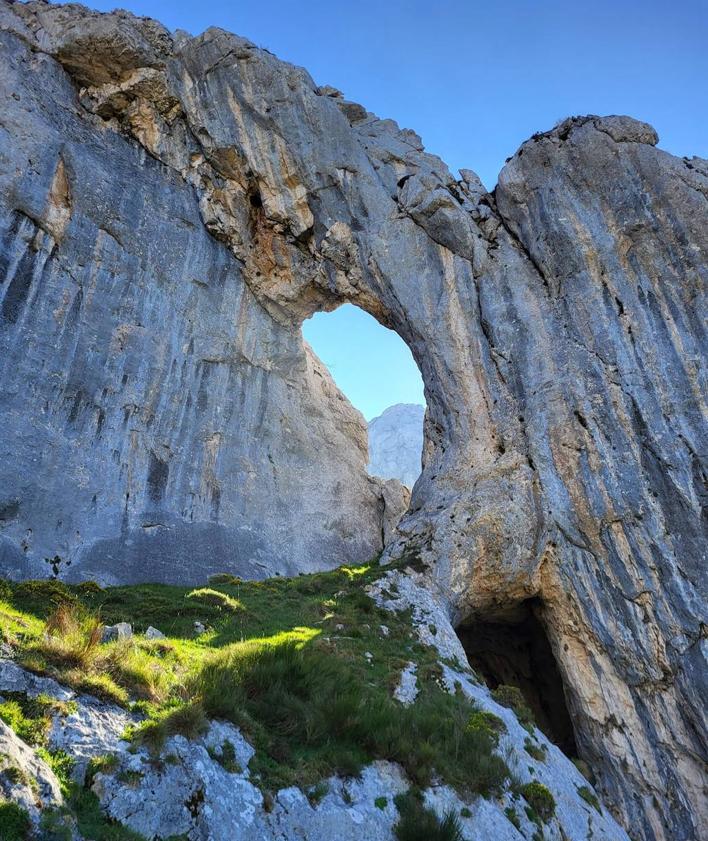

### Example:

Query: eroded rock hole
xmin=302 ymin=303 xmax=426 ymax=491
xmin=457 ymin=601 xmax=578 ymax=757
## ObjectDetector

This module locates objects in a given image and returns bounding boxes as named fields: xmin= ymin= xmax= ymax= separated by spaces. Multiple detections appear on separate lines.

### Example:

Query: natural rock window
xmin=302 ymin=303 xmax=426 ymax=490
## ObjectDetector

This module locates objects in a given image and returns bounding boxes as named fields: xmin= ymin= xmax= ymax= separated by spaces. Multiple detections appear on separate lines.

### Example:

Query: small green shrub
xmin=577 ymin=785 xmax=601 ymax=813
xmin=520 ymin=781 xmax=556 ymax=823
xmin=394 ymin=791 xmax=463 ymax=841
xmin=75 ymin=581 xmax=103 ymax=595
xmin=0 ymin=802 xmax=31 ymax=841
xmin=467 ymin=709 xmax=506 ymax=745
xmin=505 ymin=806 xmax=521 ymax=829
xmin=491 ymin=685 xmax=535 ymax=731
xmin=186 ymin=588 xmax=243 ymax=613
xmin=524 ymin=737 xmax=547 ymax=762
xmin=374 ymin=796 xmax=388 ymax=810
xmin=132 ymin=702 xmax=208 ymax=752
xmin=459 ymin=807 xmax=471 ymax=818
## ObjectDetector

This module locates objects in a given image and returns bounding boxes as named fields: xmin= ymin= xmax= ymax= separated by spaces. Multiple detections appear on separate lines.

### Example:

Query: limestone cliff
xmin=0 ymin=3 xmax=705 ymax=840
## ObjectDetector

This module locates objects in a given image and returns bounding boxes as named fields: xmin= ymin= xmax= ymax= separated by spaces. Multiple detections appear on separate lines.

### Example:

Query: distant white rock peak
xmin=367 ymin=403 xmax=424 ymax=489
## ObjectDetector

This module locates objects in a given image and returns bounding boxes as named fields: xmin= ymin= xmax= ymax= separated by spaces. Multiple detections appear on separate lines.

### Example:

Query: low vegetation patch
xmin=208 ymin=740 xmax=241 ymax=774
xmin=0 ymin=692 xmax=73 ymax=746
xmin=519 ymin=781 xmax=556 ymax=823
xmin=186 ymin=588 xmax=243 ymax=613
xmin=394 ymin=790 xmax=463 ymax=841
xmin=1 ymin=557 xmax=511 ymax=811
xmin=505 ymin=805 xmax=521 ymax=829
xmin=0 ymin=801 xmax=31 ymax=841
xmin=467 ymin=710 xmax=506 ymax=745
xmin=577 ymin=784 xmax=601 ymax=813
xmin=491 ymin=685 xmax=536 ymax=732
xmin=524 ymin=736 xmax=547 ymax=762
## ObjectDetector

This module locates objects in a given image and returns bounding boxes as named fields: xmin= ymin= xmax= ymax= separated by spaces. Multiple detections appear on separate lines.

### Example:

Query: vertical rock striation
xmin=0 ymin=3 xmax=705 ymax=838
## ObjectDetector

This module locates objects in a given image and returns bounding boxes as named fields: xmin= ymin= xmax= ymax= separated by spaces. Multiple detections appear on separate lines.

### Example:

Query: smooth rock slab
xmin=0 ymin=659 xmax=74 ymax=701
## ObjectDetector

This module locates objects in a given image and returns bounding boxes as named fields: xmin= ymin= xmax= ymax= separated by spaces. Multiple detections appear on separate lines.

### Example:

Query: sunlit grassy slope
xmin=0 ymin=559 xmax=509 ymax=799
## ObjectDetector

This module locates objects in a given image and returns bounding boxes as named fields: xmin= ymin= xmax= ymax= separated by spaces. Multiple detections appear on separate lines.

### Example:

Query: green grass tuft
xmin=491 ymin=685 xmax=535 ymax=732
xmin=505 ymin=805 xmax=521 ymax=829
xmin=131 ymin=702 xmax=208 ymax=753
xmin=394 ymin=791 xmax=463 ymax=841
xmin=186 ymin=588 xmax=243 ymax=613
xmin=207 ymin=740 xmax=241 ymax=774
xmin=524 ymin=737 xmax=547 ymax=762
xmin=520 ymin=781 xmax=556 ymax=823
xmin=577 ymin=785 xmax=601 ymax=813
xmin=0 ymin=802 xmax=31 ymax=841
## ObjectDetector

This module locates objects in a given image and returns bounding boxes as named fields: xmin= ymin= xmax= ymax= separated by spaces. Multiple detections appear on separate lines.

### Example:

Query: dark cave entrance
xmin=456 ymin=601 xmax=578 ymax=757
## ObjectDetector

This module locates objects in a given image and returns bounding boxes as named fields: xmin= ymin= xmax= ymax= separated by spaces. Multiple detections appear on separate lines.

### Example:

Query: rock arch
xmin=0 ymin=5 xmax=705 ymax=840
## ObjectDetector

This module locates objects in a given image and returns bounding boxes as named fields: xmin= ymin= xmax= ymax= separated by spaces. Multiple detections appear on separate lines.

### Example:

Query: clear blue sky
xmin=304 ymin=305 xmax=425 ymax=421
xmin=60 ymin=0 xmax=707 ymax=419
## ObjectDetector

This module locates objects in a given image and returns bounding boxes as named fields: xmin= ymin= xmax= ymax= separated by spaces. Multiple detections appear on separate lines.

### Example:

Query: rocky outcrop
xmin=0 ymin=1 xmax=396 ymax=586
xmin=0 ymin=3 xmax=705 ymax=839
xmin=368 ymin=403 xmax=424 ymax=488
xmin=0 ymin=607 xmax=631 ymax=841
xmin=0 ymin=719 xmax=63 ymax=823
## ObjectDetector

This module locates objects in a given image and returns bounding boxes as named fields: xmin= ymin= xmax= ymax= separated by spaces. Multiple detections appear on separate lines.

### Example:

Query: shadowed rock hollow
xmin=0 ymin=2 xmax=705 ymax=840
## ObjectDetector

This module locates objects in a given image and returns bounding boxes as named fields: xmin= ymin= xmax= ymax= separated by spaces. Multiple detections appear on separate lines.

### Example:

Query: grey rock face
xmin=0 ymin=1 xmax=390 ymax=586
xmin=0 ymin=719 xmax=63 ymax=822
xmin=0 ymin=4 xmax=705 ymax=839
xmin=368 ymin=403 xmax=425 ymax=488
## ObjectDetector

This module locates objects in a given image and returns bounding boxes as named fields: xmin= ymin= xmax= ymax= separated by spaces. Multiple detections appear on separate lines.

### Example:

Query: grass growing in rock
xmin=0 ymin=802 xmax=31 ymax=841
xmin=394 ymin=790 xmax=463 ymax=841
xmin=519 ymin=781 xmax=556 ymax=823
xmin=491 ymin=685 xmax=536 ymax=733
xmin=578 ymin=784 xmax=601 ymax=813
xmin=0 ymin=559 xmax=509 ymax=800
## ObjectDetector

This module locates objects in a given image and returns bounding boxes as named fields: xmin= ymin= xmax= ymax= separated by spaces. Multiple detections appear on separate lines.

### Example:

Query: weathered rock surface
xmin=0 ymin=719 xmax=63 ymax=822
xmin=100 ymin=622 xmax=132 ymax=643
xmin=0 ymin=2 xmax=391 ymax=586
xmin=368 ymin=403 xmax=425 ymax=488
xmin=0 ymin=3 xmax=705 ymax=839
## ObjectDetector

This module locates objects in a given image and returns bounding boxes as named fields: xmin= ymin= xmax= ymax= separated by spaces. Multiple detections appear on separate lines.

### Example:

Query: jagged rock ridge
xmin=367 ymin=403 xmax=425 ymax=488
xmin=0 ymin=3 xmax=705 ymax=840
